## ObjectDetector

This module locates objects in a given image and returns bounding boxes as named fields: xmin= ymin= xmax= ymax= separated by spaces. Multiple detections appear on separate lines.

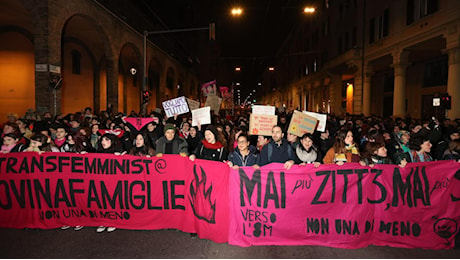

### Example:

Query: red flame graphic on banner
xmin=189 ymin=165 xmax=216 ymax=223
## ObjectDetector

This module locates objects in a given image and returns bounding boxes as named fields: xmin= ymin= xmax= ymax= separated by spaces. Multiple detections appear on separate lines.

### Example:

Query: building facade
xmin=0 ymin=0 xmax=200 ymax=120
xmin=261 ymin=0 xmax=460 ymax=120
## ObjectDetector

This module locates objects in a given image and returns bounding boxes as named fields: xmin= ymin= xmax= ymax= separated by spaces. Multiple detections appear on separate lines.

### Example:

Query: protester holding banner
xmin=294 ymin=133 xmax=322 ymax=167
xmin=129 ymin=132 xmax=155 ymax=157
xmin=227 ymin=133 xmax=259 ymax=169
xmin=95 ymin=132 xmax=124 ymax=233
xmin=144 ymin=121 xmax=161 ymax=150
xmin=1 ymin=133 xmax=26 ymax=153
xmin=404 ymin=130 xmax=434 ymax=163
xmin=359 ymin=141 xmax=393 ymax=166
xmin=259 ymin=125 xmax=295 ymax=169
xmin=23 ymin=133 xmax=50 ymax=152
xmin=323 ymin=127 xmax=361 ymax=165
xmin=155 ymin=124 xmax=189 ymax=157
xmin=60 ymin=132 xmax=95 ymax=153
xmin=189 ymin=125 xmax=227 ymax=162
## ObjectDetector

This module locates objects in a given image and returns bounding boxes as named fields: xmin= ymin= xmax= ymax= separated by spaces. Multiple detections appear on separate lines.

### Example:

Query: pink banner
xmin=124 ymin=117 xmax=156 ymax=131
xmin=0 ymin=153 xmax=228 ymax=242
xmin=1 ymin=152 xmax=459 ymax=249
xmin=228 ymin=161 xmax=460 ymax=249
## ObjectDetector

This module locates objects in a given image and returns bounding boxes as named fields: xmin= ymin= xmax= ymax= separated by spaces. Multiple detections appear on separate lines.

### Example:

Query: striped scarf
xmin=334 ymin=144 xmax=359 ymax=162
xmin=410 ymin=150 xmax=432 ymax=162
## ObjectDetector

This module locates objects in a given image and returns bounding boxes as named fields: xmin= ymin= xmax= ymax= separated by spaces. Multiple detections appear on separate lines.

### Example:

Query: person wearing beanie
xmin=189 ymin=125 xmax=227 ymax=162
xmin=155 ymin=124 xmax=188 ymax=156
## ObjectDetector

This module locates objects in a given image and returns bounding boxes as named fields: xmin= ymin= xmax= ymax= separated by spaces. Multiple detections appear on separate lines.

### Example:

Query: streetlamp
xmin=231 ymin=7 xmax=243 ymax=16
xmin=303 ymin=7 xmax=316 ymax=14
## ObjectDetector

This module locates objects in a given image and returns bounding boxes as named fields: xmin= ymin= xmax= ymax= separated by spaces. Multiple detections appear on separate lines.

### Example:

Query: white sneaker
xmin=96 ymin=226 xmax=106 ymax=233
xmin=74 ymin=226 xmax=84 ymax=231
xmin=60 ymin=226 xmax=70 ymax=230
xmin=106 ymin=227 xmax=116 ymax=232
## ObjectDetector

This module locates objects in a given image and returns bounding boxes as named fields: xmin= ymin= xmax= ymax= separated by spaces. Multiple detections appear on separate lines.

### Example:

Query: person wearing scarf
xmin=323 ymin=128 xmax=360 ymax=165
xmin=178 ymin=121 xmax=191 ymax=139
xmin=408 ymin=131 xmax=433 ymax=162
xmin=396 ymin=130 xmax=433 ymax=167
xmin=360 ymin=141 xmax=394 ymax=167
xmin=1 ymin=133 xmax=26 ymax=153
xmin=189 ymin=125 xmax=227 ymax=162
xmin=294 ymin=133 xmax=322 ymax=167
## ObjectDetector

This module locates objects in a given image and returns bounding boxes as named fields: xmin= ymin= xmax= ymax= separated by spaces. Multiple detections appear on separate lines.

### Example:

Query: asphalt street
xmin=0 ymin=228 xmax=458 ymax=258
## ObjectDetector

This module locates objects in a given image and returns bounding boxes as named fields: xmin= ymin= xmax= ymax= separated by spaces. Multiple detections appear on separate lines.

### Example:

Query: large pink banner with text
xmin=0 ymin=153 xmax=229 ymax=242
xmin=228 ymin=161 xmax=460 ymax=249
xmin=1 ymin=153 xmax=459 ymax=249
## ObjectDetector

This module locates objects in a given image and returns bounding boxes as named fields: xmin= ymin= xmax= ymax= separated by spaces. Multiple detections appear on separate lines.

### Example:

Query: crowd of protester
xmin=2 ymin=106 xmax=460 ymax=233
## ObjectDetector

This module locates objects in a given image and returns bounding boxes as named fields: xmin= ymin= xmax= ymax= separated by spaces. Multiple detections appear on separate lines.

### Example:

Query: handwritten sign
xmin=186 ymin=98 xmax=201 ymax=111
xmin=162 ymin=96 xmax=189 ymax=118
xmin=205 ymin=95 xmax=222 ymax=115
xmin=191 ymin=107 xmax=211 ymax=126
xmin=249 ymin=114 xmax=278 ymax=136
xmin=288 ymin=110 xmax=318 ymax=137
xmin=303 ymin=111 xmax=327 ymax=132
xmin=252 ymin=105 xmax=275 ymax=115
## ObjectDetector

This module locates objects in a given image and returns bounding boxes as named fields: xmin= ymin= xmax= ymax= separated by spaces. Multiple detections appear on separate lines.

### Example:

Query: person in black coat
xmin=259 ymin=125 xmax=295 ymax=169
xmin=189 ymin=125 xmax=227 ymax=162
xmin=187 ymin=126 xmax=203 ymax=154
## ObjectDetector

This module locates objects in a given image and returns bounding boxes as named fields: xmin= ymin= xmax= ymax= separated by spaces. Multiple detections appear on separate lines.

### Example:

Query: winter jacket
xmin=193 ymin=141 xmax=227 ymax=162
xmin=227 ymin=146 xmax=259 ymax=167
xmin=259 ymin=139 xmax=295 ymax=166
xmin=155 ymin=136 xmax=189 ymax=155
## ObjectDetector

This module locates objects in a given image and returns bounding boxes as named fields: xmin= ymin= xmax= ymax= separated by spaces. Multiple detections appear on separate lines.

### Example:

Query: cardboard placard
xmin=252 ymin=105 xmax=275 ymax=115
xmin=288 ymin=110 xmax=318 ymax=137
xmin=205 ymin=95 xmax=222 ymax=115
xmin=186 ymin=98 xmax=201 ymax=111
xmin=303 ymin=111 xmax=327 ymax=132
xmin=191 ymin=107 xmax=211 ymax=126
xmin=249 ymin=114 xmax=278 ymax=136
xmin=162 ymin=96 xmax=189 ymax=118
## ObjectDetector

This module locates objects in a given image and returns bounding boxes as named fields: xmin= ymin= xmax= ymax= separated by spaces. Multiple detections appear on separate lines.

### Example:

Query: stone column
xmin=362 ymin=65 xmax=373 ymax=116
xmin=446 ymin=47 xmax=460 ymax=119
xmin=106 ymin=58 xmax=119 ymax=114
xmin=34 ymin=3 xmax=63 ymax=116
xmin=353 ymin=74 xmax=362 ymax=115
xmin=328 ymin=74 xmax=342 ymax=115
xmin=391 ymin=50 xmax=410 ymax=117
